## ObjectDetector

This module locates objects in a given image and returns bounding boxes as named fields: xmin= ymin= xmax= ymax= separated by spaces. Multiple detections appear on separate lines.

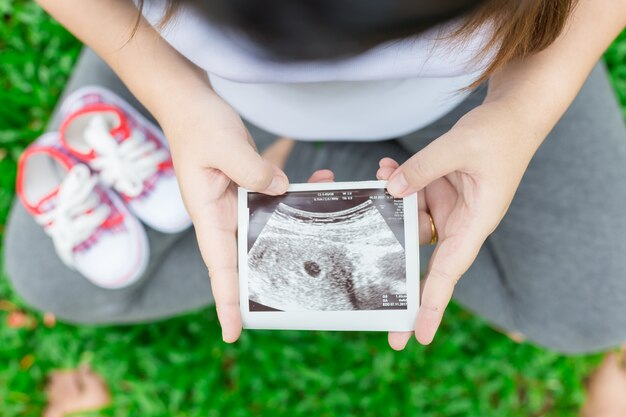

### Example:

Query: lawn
xmin=2 ymin=1 xmax=625 ymax=416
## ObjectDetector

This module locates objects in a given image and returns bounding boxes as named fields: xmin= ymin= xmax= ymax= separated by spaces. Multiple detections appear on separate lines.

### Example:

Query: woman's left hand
xmin=378 ymin=101 xmax=542 ymax=350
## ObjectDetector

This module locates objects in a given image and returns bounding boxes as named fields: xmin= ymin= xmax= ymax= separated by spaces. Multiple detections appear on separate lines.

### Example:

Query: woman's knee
xmin=3 ymin=202 xmax=129 ymax=324
xmin=511 ymin=286 xmax=626 ymax=355
xmin=3 ymin=259 xmax=118 ymax=325
xmin=4 ymin=266 xmax=135 ymax=325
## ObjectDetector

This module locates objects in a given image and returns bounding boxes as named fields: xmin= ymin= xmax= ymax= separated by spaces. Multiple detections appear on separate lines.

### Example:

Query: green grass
xmin=1 ymin=2 xmax=622 ymax=416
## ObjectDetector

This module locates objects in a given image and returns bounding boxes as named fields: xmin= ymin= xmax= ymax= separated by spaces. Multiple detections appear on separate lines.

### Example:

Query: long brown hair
xmin=458 ymin=0 xmax=578 ymax=86
xmin=137 ymin=0 xmax=578 ymax=86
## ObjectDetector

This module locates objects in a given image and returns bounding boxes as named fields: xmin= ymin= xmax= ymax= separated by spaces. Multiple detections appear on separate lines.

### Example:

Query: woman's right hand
xmin=160 ymin=89 xmax=289 ymax=342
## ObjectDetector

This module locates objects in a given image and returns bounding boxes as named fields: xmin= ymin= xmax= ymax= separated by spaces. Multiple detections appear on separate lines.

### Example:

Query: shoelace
xmin=35 ymin=164 xmax=111 ymax=268
xmin=84 ymin=115 xmax=169 ymax=198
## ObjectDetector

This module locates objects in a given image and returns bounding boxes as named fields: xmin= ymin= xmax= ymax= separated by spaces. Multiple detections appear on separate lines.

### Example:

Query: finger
xmin=387 ymin=137 xmax=465 ymax=197
xmin=175 ymin=152 xmax=243 ymax=343
xmin=307 ymin=169 xmax=335 ymax=183
xmin=418 ymin=210 xmax=436 ymax=245
xmin=417 ymin=189 xmax=426 ymax=209
xmin=380 ymin=170 xmax=431 ymax=243
xmin=183 ymin=167 xmax=242 ymax=343
xmin=379 ymin=157 xmax=400 ymax=169
xmin=195 ymin=214 xmax=243 ymax=343
xmin=214 ymin=140 xmax=289 ymax=195
xmin=377 ymin=158 xmax=401 ymax=180
xmin=376 ymin=166 xmax=396 ymax=180
xmin=415 ymin=230 xmax=484 ymax=345
xmin=388 ymin=331 xmax=412 ymax=351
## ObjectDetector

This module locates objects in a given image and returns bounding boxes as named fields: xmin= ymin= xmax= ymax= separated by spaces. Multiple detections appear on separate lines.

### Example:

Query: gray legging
xmin=5 ymin=49 xmax=626 ymax=354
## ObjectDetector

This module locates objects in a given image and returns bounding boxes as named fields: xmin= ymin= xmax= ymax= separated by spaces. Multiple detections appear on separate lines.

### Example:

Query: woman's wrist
xmin=151 ymin=75 xmax=217 ymax=125
xmin=453 ymin=98 xmax=546 ymax=164
xmin=488 ymin=92 xmax=554 ymax=143
xmin=146 ymin=54 xmax=233 ymax=136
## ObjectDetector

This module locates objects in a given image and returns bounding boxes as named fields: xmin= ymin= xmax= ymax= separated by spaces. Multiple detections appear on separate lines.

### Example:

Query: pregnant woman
xmin=6 ymin=0 xmax=626 ymax=354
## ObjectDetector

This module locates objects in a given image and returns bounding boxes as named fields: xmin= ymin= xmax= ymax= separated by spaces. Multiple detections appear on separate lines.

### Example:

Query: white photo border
xmin=237 ymin=180 xmax=419 ymax=331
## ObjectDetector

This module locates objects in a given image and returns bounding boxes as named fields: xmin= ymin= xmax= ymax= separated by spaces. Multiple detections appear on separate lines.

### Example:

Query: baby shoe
xmin=17 ymin=133 xmax=149 ymax=289
xmin=59 ymin=86 xmax=191 ymax=233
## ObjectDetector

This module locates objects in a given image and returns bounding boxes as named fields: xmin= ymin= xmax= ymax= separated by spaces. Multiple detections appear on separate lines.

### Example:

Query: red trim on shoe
xmin=17 ymin=143 xmax=126 ymax=231
xmin=16 ymin=146 xmax=73 ymax=216
xmin=158 ymin=160 xmax=174 ymax=170
xmin=59 ymin=100 xmax=175 ymax=202
xmin=59 ymin=104 xmax=130 ymax=160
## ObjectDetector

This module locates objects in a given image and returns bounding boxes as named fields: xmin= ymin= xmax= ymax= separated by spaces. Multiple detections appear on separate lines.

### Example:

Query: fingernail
xmin=387 ymin=171 xmax=409 ymax=195
xmin=222 ymin=326 xmax=239 ymax=343
xmin=265 ymin=174 xmax=288 ymax=195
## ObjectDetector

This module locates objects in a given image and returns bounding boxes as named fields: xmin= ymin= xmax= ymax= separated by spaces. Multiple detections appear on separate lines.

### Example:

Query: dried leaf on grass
xmin=43 ymin=312 xmax=56 ymax=328
xmin=43 ymin=366 xmax=111 ymax=417
xmin=582 ymin=350 xmax=626 ymax=417
xmin=7 ymin=310 xmax=37 ymax=329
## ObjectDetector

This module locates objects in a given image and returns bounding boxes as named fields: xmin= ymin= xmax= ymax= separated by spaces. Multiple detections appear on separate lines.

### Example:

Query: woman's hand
xmin=161 ymin=90 xmax=337 ymax=342
xmin=161 ymin=90 xmax=290 ymax=342
xmin=378 ymin=101 xmax=543 ymax=350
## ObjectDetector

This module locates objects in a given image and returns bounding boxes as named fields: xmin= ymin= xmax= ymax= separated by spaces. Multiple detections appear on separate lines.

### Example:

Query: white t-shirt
xmin=142 ymin=1 xmax=492 ymax=140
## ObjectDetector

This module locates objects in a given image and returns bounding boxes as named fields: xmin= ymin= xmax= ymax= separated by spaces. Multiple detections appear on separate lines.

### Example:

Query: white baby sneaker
xmin=17 ymin=133 xmax=149 ymax=289
xmin=59 ymin=86 xmax=191 ymax=233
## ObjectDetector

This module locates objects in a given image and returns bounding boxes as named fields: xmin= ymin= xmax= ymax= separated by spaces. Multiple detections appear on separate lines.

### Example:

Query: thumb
xmin=215 ymin=139 xmax=289 ymax=195
xmin=387 ymin=135 xmax=464 ymax=197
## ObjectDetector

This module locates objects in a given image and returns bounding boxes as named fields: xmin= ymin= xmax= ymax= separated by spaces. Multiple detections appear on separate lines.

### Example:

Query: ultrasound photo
xmin=246 ymin=188 xmax=407 ymax=312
